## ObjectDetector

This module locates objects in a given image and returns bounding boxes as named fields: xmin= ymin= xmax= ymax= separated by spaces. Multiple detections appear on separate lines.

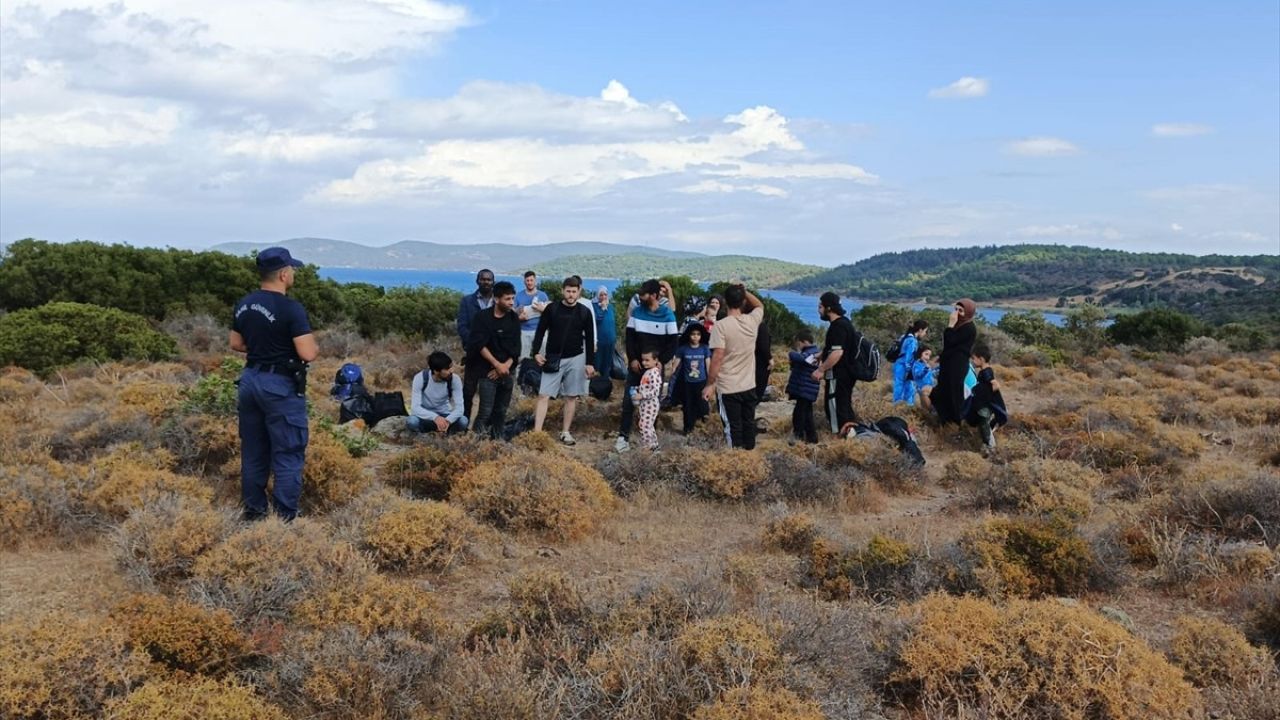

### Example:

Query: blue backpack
xmin=331 ymin=363 xmax=367 ymax=400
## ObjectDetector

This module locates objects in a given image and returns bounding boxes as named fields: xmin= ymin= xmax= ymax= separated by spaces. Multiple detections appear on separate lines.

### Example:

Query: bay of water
xmin=317 ymin=267 xmax=1064 ymax=327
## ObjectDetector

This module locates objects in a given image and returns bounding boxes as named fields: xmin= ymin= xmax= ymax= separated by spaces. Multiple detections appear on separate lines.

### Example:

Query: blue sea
xmin=317 ymin=267 xmax=1065 ymax=327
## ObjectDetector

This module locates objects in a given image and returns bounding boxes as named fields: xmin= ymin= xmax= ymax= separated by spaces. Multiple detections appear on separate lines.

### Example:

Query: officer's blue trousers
xmin=238 ymin=368 xmax=308 ymax=520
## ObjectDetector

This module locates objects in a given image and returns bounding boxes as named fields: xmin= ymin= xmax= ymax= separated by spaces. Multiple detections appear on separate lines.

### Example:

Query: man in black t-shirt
xmin=811 ymin=291 xmax=861 ymax=434
xmin=229 ymin=247 xmax=319 ymax=521
xmin=466 ymin=280 xmax=521 ymax=439
xmin=531 ymin=275 xmax=596 ymax=445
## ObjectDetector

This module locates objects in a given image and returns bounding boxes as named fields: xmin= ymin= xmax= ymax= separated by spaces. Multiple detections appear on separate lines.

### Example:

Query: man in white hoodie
xmin=406 ymin=351 xmax=468 ymax=434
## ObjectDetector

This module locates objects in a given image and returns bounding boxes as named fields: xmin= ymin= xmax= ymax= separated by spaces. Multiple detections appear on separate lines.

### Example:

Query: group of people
xmin=230 ymin=247 xmax=1005 ymax=522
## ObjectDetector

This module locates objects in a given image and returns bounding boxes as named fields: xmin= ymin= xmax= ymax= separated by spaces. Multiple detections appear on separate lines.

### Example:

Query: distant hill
xmin=209 ymin=238 xmax=704 ymax=272
xmin=783 ymin=244 xmax=1280 ymax=329
xmin=529 ymin=253 xmax=823 ymax=288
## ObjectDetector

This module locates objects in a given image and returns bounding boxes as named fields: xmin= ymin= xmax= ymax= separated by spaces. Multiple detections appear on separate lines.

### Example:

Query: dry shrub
xmin=1252 ymin=579 xmax=1280 ymax=648
xmin=513 ymin=430 xmax=561 ymax=454
xmin=805 ymin=535 xmax=925 ymax=602
xmin=473 ymin=570 xmax=591 ymax=641
xmin=1167 ymin=470 xmax=1280 ymax=548
xmin=117 ymin=380 xmax=180 ymax=421
xmin=676 ymin=614 xmax=782 ymax=692
xmin=105 ymin=676 xmax=286 ymax=720
xmin=85 ymin=444 xmax=213 ymax=520
xmin=594 ymin=446 xmax=693 ymax=497
xmin=301 ymin=425 xmax=370 ymax=514
xmin=575 ymin=632 xmax=694 ymax=718
xmin=435 ymin=637 xmax=548 ymax=719
xmin=362 ymin=496 xmax=485 ymax=573
xmin=762 ymin=512 xmax=818 ymax=554
xmin=110 ymin=594 xmax=248 ymax=675
xmin=683 ymin=448 xmax=772 ymax=500
xmin=114 ymin=493 xmax=233 ymax=588
xmin=892 ymin=594 xmax=1201 ymax=720
xmin=764 ymin=451 xmax=840 ymax=502
xmin=453 ymin=450 xmax=617 ymax=539
xmin=1205 ymin=395 xmax=1280 ymax=426
xmin=0 ymin=461 xmax=93 ymax=547
xmin=960 ymin=517 xmax=1094 ymax=599
xmin=0 ymin=612 xmax=151 ymax=720
xmin=378 ymin=440 xmax=499 ymax=500
xmin=974 ymin=458 xmax=1101 ymax=521
xmin=191 ymin=518 xmax=371 ymax=623
xmin=264 ymin=627 xmax=444 ymax=720
xmin=1168 ymin=616 xmax=1273 ymax=689
xmin=0 ymin=365 xmax=42 ymax=402
xmin=814 ymin=440 xmax=870 ymax=469
xmin=294 ymin=574 xmax=439 ymax=640
xmin=941 ymin=451 xmax=990 ymax=488
xmin=692 ymin=687 xmax=824 ymax=720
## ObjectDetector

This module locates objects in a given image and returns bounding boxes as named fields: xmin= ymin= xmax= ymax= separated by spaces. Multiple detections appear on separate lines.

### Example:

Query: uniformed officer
xmin=229 ymin=247 xmax=319 ymax=521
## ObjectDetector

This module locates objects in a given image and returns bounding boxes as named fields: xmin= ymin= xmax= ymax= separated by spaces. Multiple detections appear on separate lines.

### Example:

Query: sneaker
xmin=559 ymin=430 xmax=577 ymax=446
xmin=614 ymin=435 xmax=631 ymax=452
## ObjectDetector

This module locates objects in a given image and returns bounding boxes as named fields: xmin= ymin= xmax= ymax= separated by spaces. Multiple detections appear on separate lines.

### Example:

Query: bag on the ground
xmin=611 ymin=347 xmax=628 ymax=380
xmin=330 ymin=362 xmax=366 ymax=399
xmin=370 ymin=391 xmax=407 ymax=425
xmin=884 ymin=333 xmax=909 ymax=363
xmin=846 ymin=415 xmax=925 ymax=466
xmin=517 ymin=358 xmax=542 ymax=395
xmin=338 ymin=393 xmax=374 ymax=425
xmin=502 ymin=412 xmax=536 ymax=441
xmin=589 ymin=374 xmax=613 ymax=401
xmin=850 ymin=334 xmax=881 ymax=382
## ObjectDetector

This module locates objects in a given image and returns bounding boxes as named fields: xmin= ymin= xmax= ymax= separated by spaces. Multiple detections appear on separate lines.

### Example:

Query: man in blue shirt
xmin=229 ymin=247 xmax=319 ymax=521
xmin=515 ymin=270 xmax=549 ymax=361
xmin=456 ymin=268 xmax=495 ymax=420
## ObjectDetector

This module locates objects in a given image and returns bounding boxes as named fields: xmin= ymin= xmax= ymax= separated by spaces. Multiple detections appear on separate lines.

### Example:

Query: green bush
xmin=1107 ymin=308 xmax=1202 ymax=352
xmin=340 ymin=284 xmax=459 ymax=340
xmin=0 ymin=302 xmax=177 ymax=375
xmin=997 ymin=310 xmax=1061 ymax=347
xmin=183 ymin=357 xmax=245 ymax=416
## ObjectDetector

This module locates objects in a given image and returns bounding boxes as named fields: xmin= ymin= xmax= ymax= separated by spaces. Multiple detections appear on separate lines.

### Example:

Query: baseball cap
xmin=256 ymin=247 xmax=305 ymax=273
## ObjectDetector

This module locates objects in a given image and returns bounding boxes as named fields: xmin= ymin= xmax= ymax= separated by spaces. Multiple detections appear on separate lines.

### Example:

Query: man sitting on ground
xmin=407 ymin=351 xmax=468 ymax=434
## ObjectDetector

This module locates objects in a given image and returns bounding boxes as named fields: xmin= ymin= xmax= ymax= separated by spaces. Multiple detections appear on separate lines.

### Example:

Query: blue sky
xmin=1 ymin=0 xmax=1276 ymax=265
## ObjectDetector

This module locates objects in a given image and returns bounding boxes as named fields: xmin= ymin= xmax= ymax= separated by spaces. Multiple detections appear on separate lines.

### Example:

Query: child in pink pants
xmin=634 ymin=350 xmax=663 ymax=450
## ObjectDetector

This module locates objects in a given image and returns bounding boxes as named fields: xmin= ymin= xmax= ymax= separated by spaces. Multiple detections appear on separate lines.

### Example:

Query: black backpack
xmin=850 ymin=334 xmax=881 ymax=382
xmin=589 ymin=374 xmax=613 ymax=401
xmin=884 ymin=334 xmax=909 ymax=363
xmin=517 ymin=358 xmax=542 ymax=396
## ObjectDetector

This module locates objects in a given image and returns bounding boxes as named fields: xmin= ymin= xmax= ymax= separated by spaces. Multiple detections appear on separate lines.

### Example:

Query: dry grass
xmin=104 ymin=677 xmax=287 ymax=720
xmin=452 ymin=450 xmax=618 ymax=540
xmin=892 ymin=594 xmax=1202 ymax=719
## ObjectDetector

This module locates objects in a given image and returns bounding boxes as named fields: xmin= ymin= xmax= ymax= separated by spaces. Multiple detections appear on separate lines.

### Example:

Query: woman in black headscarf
xmin=930 ymin=298 xmax=978 ymax=424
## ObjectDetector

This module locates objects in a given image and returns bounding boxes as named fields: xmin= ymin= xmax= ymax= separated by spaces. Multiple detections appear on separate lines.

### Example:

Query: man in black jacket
xmin=466 ymin=280 xmax=520 ymax=439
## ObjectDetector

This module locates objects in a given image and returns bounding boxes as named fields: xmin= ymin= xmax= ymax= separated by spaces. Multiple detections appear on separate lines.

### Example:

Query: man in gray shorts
xmin=531 ymin=275 xmax=597 ymax=445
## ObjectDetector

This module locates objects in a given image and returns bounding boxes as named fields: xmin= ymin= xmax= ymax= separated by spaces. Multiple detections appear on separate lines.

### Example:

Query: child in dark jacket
xmin=963 ymin=343 xmax=1008 ymax=452
xmin=786 ymin=329 xmax=821 ymax=444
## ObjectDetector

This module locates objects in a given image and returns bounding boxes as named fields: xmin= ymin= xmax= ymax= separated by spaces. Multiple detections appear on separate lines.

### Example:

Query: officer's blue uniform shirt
xmin=233 ymin=289 xmax=312 ymax=365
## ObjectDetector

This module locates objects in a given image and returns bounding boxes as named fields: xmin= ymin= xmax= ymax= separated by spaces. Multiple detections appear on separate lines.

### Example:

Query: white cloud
xmin=679 ymin=180 xmax=788 ymax=198
xmin=1012 ymin=224 xmax=1125 ymax=241
xmin=318 ymin=104 xmax=875 ymax=201
xmin=928 ymin=76 xmax=989 ymax=99
xmin=1004 ymin=137 xmax=1080 ymax=157
xmin=371 ymin=80 xmax=689 ymax=139
xmin=1170 ymin=222 xmax=1184 ymax=232
xmin=1152 ymin=123 xmax=1214 ymax=137
xmin=1 ymin=106 xmax=182 ymax=153
xmin=220 ymin=132 xmax=377 ymax=163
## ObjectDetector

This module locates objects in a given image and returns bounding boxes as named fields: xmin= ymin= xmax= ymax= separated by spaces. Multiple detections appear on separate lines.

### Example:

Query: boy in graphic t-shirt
xmin=673 ymin=324 xmax=711 ymax=434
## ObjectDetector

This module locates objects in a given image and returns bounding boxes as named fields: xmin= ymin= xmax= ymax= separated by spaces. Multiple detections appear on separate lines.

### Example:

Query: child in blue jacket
xmin=786 ymin=328 xmax=821 ymax=444
xmin=893 ymin=320 xmax=929 ymax=404
xmin=909 ymin=346 xmax=937 ymax=410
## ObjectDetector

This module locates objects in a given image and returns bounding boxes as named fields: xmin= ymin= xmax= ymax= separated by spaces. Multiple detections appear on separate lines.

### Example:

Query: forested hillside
xmin=785 ymin=244 xmax=1280 ymax=331
xmin=530 ymin=253 xmax=821 ymax=288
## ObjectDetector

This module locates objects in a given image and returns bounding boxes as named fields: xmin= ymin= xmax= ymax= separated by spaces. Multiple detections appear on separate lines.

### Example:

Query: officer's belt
xmin=248 ymin=363 xmax=296 ymax=376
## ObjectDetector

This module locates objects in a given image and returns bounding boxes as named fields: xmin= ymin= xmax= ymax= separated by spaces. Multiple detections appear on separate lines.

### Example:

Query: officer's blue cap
xmin=257 ymin=247 xmax=305 ymax=273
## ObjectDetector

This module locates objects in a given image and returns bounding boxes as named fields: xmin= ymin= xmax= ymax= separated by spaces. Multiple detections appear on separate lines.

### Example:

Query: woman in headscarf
xmin=593 ymin=286 xmax=620 ymax=379
xmin=930 ymin=298 xmax=978 ymax=424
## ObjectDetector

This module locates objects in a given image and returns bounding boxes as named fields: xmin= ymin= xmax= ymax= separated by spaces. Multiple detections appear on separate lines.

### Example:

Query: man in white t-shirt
xmin=515 ymin=270 xmax=549 ymax=360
